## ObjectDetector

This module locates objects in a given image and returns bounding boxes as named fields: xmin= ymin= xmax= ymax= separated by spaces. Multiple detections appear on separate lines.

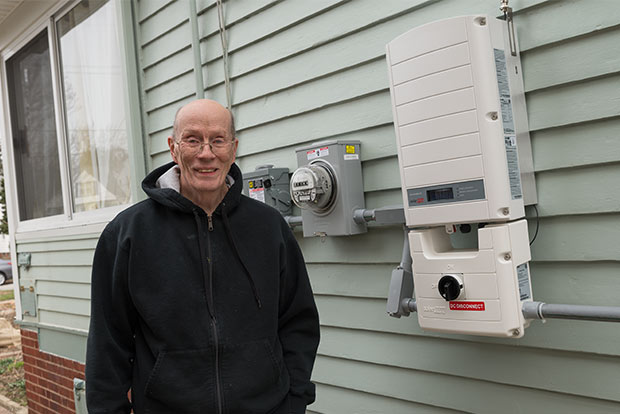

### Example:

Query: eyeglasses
xmin=176 ymin=137 xmax=234 ymax=155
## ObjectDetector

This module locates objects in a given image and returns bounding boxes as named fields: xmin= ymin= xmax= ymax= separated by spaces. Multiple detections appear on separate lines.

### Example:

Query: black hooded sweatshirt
xmin=86 ymin=162 xmax=320 ymax=414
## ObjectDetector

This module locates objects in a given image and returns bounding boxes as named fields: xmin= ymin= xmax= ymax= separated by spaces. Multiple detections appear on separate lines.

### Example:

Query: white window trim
xmin=0 ymin=0 xmax=140 ymax=239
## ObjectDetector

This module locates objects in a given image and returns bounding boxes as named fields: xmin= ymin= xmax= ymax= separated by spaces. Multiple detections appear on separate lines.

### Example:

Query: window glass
xmin=6 ymin=30 xmax=64 ymax=221
xmin=57 ymin=0 xmax=131 ymax=212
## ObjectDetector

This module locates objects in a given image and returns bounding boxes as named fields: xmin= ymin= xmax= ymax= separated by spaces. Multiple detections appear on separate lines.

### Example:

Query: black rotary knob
xmin=438 ymin=275 xmax=463 ymax=301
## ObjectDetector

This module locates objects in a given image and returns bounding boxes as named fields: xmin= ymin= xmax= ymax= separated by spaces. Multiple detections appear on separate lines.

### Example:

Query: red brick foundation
xmin=20 ymin=329 xmax=85 ymax=414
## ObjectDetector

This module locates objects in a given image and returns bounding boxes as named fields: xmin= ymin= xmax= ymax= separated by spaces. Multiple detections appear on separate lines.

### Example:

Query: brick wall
xmin=20 ymin=329 xmax=85 ymax=414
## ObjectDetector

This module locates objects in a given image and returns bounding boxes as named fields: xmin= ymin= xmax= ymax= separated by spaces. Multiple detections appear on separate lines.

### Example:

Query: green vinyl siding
xmin=312 ymin=355 xmax=620 ymax=414
xmin=310 ymin=383 xmax=464 ymax=414
xmin=131 ymin=0 xmax=620 ymax=411
xmin=530 ymin=117 xmax=620 ymax=172
xmin=38 ymin=327 xmax=87 ymax=364
xmin=16 ymin=233 xmax=97 ymax=362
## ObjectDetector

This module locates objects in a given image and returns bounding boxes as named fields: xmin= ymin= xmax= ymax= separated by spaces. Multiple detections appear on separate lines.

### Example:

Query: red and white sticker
xmin=307 ymin=146 xmax=329 ymax=160
xmin=449 ymin=301 xmax=485 ymax=311
xmin=249 ymin=188 xmax=265 ymax=203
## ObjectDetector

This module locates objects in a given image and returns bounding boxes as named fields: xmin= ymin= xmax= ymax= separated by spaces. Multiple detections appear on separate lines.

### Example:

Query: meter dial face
xmin=290 ymin=161 xmax=337 ymax=213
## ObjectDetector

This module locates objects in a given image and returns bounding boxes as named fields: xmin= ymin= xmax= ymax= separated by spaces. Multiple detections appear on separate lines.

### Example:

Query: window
xmin=3 ymin=0 xmax=131 ymax=225
xmin=5 ymin=30 xmax=64 ymax=221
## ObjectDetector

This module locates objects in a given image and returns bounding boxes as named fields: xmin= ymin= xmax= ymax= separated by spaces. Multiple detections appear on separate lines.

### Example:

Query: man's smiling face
xmin=168 ymin=100 xmax=238 ymax=205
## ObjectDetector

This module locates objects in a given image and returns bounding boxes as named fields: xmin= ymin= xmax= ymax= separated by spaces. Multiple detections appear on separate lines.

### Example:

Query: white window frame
xmin=0 ymin=0 xmax=142 ymax=237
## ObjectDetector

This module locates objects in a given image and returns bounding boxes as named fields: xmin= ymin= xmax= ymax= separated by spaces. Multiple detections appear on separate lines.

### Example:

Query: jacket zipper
xmin=211 ymin=316 xmax=222 ymax=414
xmin=206 ymin=217 xmax=223 ymax=414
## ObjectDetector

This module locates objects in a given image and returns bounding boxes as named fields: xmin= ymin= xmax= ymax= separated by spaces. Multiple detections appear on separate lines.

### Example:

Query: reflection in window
xmin=6 ymin=30 xmax=64 ymax=221
xmin=57 ymin=0 xmax=130 ymax=212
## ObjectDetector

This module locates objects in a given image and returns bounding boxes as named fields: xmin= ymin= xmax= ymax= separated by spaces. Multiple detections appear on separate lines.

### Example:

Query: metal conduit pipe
xmin=284 ymin=216 xmax=303 ymax=228
xmin=387 ymin=226 xmax=415 ymax=318
xmin=398 ymin=227 xmax=415 ymax=316
xmin=405 ymin=299 xmax=417 ymax=313
xmin=285 ymin=208 xmax=381 ymax=230
xmin=285 ymin=211 xmax=368 ymax=230
xmin=522 ymin=301 xmax=620 ymax=323
xmin=353 ymin=208 xmax=376 ymax=224
xmin=353 ymin=206 xmax=406 ymax=225
xmin=401 ymin=300 xmax=620 ymax=323
xmin=400 ymin=229 xmax=412 ymax=270
xmin=288 ymin=206 xmax=405 ymax=229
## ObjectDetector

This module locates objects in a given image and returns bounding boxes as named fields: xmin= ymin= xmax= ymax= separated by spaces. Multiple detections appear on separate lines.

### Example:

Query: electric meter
xmin=292 ymin=140 xmax=367 ymax=237
xmin=290 ymin=161 xmax=337 ymax=214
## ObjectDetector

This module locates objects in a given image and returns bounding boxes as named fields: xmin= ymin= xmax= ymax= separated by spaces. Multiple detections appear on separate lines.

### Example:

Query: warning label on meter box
xmin=449 ymin=301 xmax=485 ymax=311
xmin=306 ymin=146 xmax=329 ymax=160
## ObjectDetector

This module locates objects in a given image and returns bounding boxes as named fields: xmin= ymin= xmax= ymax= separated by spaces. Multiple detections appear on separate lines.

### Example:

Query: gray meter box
xmin=242 ymin=165 xmax=292 ymax=216
xmin=294 ymin=140 xmax=366 ymax=237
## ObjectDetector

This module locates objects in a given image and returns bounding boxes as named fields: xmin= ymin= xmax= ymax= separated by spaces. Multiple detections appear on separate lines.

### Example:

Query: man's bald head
xmin=172 ymin=99 xmax=236 ymax=140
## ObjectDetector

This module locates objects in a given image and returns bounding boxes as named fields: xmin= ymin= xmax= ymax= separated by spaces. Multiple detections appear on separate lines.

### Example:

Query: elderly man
xmin=86 ymin=99 xmax=320 ymax=414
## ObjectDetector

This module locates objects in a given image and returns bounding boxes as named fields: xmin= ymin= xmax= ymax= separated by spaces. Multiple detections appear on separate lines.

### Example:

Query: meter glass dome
xmin=290 ymin=161 xmax=337 ymax=214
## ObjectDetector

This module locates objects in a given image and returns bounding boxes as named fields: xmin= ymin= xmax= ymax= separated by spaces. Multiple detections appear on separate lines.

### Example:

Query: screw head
xmin=491 ymin=113 xmax=498 ymax=120
xmin=512 ymin=329 xmax=520 ymax=336
xmin=502 ymin=208 xmax=510 ymax=215
xmin=504 ymin=253 xmax=512 ymax=261
xmin=480 ymin=18 xmax=487 ymax=25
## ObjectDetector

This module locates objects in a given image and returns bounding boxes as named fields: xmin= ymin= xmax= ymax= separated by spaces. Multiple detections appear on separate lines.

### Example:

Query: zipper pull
xmin=208 ymin=214 xmax=214 ymax=231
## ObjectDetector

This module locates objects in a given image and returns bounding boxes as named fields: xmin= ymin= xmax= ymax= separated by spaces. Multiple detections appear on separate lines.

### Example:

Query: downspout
xmin=189 ymin=0 xmax=205 ymax=99
xmin=216 ymin=0 xmax=232 ymax=109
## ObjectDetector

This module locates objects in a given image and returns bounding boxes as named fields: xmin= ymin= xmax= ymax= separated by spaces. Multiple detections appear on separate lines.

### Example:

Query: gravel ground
xmin=0 ymin=299 xmax=26 ymax=409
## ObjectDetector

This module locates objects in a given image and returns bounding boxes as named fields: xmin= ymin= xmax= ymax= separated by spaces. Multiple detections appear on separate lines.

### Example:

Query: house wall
xmin=21 ymin=328 xmax=85 ymax=414
xmin=15 ymin=231 xmax=97 ymax=360
xmin=0 ymin=0 xmax=618 ymax=412
xmin=0 ymin=0 xmax=144 ymax=361
xmin=0 ymin=1 xmax=140 ymax=412
xmin=136 ymin=0 xmax=620 ymax=412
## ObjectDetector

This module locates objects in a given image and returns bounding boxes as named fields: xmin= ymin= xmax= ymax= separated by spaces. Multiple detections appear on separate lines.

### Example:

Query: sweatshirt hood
xmin=141 ymin=161 xmax=243 ymax=214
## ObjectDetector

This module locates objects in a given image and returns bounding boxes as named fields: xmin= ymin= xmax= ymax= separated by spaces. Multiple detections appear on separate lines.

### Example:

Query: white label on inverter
xmin=505 ymin=136 xmax=522 ymax=199
xmin=249 ymin=188 xmax=266 ymax=203
xmin=494 ymin=49 xmax=515 ymax=135
xmin=517 ymin=262 xmax=531 ymax=300
xmin=495 ymin=48 xmax=522 ymax=200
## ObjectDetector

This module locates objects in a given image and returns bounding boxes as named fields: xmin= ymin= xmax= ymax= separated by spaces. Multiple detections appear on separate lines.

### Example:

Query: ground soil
xmin=0 ymin=300 xmax=26 ymax=407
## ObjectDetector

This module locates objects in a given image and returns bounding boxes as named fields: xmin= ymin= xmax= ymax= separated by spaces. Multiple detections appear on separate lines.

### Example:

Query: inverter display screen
xmin=427 ymin=187 xmax=454 ymax=202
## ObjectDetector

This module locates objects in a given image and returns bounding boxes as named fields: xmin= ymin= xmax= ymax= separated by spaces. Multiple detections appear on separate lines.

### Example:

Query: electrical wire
xmin=529 ymin=204 xmax=540 ymax=245
xmin=216 ymin=0 xmax=232 ymax=109
xmin=500 ymin=0 xmax=510 ymax=20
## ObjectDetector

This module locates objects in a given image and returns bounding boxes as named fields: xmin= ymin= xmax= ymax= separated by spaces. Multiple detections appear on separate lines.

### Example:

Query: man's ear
xmin=231 ymin=139 xmax=239 ymax=163
xmin=168 ymin=136 xmax=179 ymax=163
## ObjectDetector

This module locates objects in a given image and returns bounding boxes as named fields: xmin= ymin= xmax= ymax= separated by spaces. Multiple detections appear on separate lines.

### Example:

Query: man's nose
xmin=196 ymin=142 xmax=216 ymax=158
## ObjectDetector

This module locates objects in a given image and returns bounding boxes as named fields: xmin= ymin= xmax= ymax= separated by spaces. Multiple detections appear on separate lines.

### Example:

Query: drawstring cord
xmin=221 ymin=205 xmax=263 ymax=309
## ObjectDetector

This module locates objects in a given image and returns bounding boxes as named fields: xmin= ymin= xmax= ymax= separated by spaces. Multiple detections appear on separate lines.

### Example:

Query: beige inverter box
xmin=386 ymin=16 xmax=536 ymax=337
xmin=386 ymin=15 xmax=536 ymax=228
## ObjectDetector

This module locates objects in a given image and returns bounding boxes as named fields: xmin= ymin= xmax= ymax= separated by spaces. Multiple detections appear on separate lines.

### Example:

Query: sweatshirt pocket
xmin=221 ymin=338 xmax=289 ymax=413
xmin=144 ymin=348 xmax=216 ymax=414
